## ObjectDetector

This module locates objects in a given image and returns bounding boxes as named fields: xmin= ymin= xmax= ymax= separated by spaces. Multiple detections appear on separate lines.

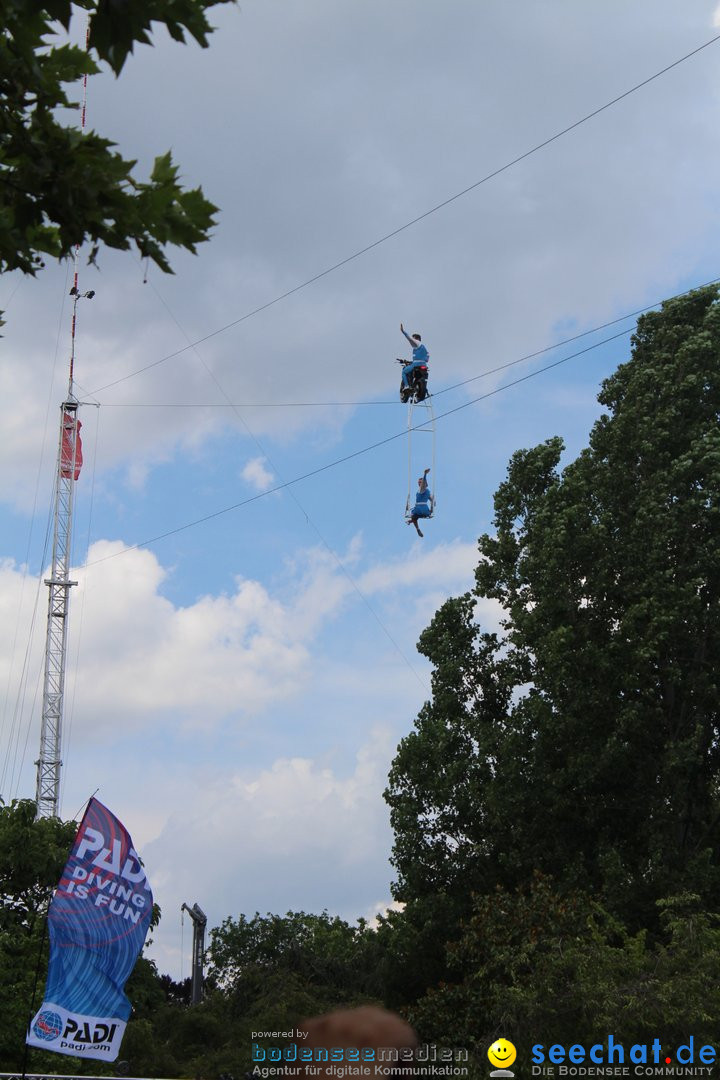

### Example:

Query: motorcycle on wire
xmin=396 ymin=358 xmax=429 ymax=404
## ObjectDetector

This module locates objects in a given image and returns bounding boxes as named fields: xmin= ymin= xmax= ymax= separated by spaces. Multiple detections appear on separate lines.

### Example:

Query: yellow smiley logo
xmin=488 ymin=1039 xmax=517 ymax=1069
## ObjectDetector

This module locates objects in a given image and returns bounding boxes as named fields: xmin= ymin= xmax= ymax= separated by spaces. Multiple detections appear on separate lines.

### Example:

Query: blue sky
xmin=2 ymin=0 xmax=720 ymax=979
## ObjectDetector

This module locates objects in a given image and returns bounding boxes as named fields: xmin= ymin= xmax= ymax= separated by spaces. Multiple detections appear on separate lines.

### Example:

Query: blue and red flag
xmin=27 ymin=798 xmax=153 ymax=1061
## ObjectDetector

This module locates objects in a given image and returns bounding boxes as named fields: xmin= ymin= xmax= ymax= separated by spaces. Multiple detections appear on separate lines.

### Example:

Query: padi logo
xmin=60 ymin=1018 xmax=119 ymax=1051
xmin=33 ymin=1010 xmax=62 ymax=1042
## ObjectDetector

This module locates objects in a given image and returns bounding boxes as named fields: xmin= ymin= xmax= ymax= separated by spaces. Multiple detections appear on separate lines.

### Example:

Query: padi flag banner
xmin=27 ymin=798 xmax=153 ymax=1061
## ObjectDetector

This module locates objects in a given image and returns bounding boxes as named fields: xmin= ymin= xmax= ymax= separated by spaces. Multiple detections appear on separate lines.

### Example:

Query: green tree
xmin=408 ymin=878 xmax=720 ymax=1053
xmin=117 ymin=912 xmax=387 ymax=1080
xmin=0 ymin=799 xmax=78 ymax=1070
xmin=0 ymin=0 xmax=231 ymax=300
xmin=386 ymin=285 xmax=720 ymax=947
xmin=209 ymin=910 xmax=382 ymax=1013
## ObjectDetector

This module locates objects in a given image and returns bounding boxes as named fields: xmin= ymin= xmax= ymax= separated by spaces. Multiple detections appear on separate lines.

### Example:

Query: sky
xmin=2 ymin=0 xmax=720 ymax=981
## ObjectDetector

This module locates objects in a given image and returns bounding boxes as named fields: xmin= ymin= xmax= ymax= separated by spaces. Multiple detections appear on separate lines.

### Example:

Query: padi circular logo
xmin=33 ymin=1010 xmax=63 ymax=1042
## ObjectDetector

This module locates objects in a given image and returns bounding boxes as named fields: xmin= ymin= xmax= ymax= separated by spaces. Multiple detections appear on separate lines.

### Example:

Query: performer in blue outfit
xmin=408 ymin=468 xmax=433 ymax=537
xmin=400 ymin=323 xmax=429 ymax=389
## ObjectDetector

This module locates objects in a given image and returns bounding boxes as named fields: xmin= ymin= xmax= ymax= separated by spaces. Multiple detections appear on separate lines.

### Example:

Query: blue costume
xmin=401 ymin=329 xmax=429 ymax=389
xmin=412 ymin=485 xmax=433 ymax=519
xmin=407 ymin=467 xmax=432 ymax=537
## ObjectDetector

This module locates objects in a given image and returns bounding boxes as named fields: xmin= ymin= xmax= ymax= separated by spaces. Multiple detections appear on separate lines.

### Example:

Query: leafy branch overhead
xmin=0 ymin=0 xmax=234 ymax=278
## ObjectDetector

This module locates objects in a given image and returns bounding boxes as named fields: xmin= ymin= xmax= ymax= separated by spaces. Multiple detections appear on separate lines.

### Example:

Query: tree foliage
xmin=0 ymin=0 xmax=231 ymax=288
xmin=408 ymin=878 xmax=720 ymax=1053
xmin=116 ymin=912 xmax=389 ymax=1078
xmin=209 ymin=910 xmax=383 ymax=1013
xmin=0 ymin=799 xmax=77 ymax=1070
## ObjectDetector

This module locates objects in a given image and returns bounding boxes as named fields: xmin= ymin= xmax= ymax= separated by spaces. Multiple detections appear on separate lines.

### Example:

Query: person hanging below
xmin=399 ymin=323 xmax=429 ymax=402
xmin=407 ymin=468 xmax=433 ymax=537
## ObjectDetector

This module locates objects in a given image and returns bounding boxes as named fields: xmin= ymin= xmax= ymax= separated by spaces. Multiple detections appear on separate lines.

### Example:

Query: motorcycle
xmin=396 ymin=358 xmax=429 ymax=404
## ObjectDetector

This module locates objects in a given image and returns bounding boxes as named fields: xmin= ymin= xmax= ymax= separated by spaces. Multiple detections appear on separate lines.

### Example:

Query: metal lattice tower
xmin=34 ymin=398 xmax=80 ymax=819
xmin=34 ymin=26 xmax=92 ymax=820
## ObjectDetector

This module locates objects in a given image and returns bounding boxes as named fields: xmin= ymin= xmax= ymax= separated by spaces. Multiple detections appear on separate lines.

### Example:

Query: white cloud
xmin=136 ymin=726 xmax=400 ymax=977
xmin=0 ymin=558 xmax=47 ymax=800
xmin=66 ymin=540 xmax=325 ymax=733
xmin=358 ymin=541 xmax=476 ymax=593
xmin=2 ymin=534 xmax=478 ymax=772
xmin=365 ymin=898 xmax=405 ymax=930
xmin=3 ymin=0 xmax=720 ymax=507
xmin=1 ymin=530 xmax=484 ymax=975
xmin=241 ymin=456 xmax=275 ymax=490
